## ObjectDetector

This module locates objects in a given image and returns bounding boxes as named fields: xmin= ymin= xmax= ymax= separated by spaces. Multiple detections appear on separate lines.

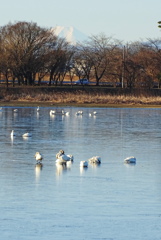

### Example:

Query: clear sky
xmin=1 ymin=0 xmax=161 ymax=43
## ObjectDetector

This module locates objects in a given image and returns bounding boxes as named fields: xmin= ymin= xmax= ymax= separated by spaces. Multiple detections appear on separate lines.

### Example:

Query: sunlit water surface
xmin=0 ymin=107 xmax=161 ymax=240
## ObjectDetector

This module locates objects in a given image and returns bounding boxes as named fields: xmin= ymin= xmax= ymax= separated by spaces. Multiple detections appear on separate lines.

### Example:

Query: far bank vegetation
xmin=1 ymin=87 xmax=161 ymax=106
xmin=0 ymin=21 xmax=161 ymax=92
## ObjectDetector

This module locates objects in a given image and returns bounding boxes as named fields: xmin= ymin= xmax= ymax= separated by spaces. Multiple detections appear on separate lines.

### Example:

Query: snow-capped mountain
xmin=51 ymin=26 xmax=88 ymax=45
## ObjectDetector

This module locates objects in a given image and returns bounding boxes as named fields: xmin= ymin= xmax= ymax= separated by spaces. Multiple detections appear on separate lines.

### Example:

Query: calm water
xmin=0 ymin=107 xmax=161 ymax=240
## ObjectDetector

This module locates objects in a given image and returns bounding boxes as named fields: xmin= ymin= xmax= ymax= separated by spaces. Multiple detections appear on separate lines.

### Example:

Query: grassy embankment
xmin=1 ymin=85 xmax=161 ymax=107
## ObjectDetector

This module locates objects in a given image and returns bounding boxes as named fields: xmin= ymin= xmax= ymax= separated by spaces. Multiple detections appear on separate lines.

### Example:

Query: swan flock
xmin=8 ymin=108 xmax=136 ymax=166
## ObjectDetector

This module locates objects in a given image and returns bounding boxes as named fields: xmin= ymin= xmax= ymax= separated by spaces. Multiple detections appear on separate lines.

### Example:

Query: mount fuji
xmin=51 ymin=26 xmax=88 ymax=45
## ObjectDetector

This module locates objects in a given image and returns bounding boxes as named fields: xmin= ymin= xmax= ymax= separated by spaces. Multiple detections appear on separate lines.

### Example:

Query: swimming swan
xmin=11 ymin=130 xmax=16 ymax=137
xmin=22 ymin=132 xmax=32 ymax=137
xmin=75 ymin=111 xmax=83 ymax=116
xmin=80 ymin=161 xmax=88 ymax=167
xmin=61 ymin=110 xmax=70 ymax=116
xmin=88 ymin=156 xmax=101 ymax=164
xmin=56 ymin=150 xmax=74 ymax=165
xmin=89 ymin=111 xmax=97 ymax=116
xmin=124 ymin=156 xmax=136 ymax=164
xmin=35 ymin=152 xmax=43 ymax=163
xmin=50 ymin=110 xmax=56 ymax=115
xmin=61 ymin=110 xmax=66 ymax=115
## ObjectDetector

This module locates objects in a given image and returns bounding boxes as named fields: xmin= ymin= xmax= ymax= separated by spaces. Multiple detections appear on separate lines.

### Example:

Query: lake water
xmin=0 ymin=106 xmax=161 ymax=240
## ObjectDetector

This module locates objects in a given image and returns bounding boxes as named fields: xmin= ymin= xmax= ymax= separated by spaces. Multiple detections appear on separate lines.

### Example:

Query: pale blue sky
xmin=1 ymin=0 xmax=161 ymax=42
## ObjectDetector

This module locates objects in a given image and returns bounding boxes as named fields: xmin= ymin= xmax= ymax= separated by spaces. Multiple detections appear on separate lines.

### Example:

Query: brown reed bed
xmin=1 ymin=87 xmax=161 ymax=107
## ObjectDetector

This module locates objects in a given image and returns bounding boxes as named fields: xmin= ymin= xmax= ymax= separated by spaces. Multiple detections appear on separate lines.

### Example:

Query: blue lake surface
xmin=0 ymin=107 xmax=161 ymax=240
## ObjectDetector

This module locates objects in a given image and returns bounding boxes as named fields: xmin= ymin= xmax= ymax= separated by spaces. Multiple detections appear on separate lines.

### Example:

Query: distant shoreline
xmin=1 ymin=86 xmax=161 ymax=108
xmin=0 ymin=101 xmax=161 ymax=108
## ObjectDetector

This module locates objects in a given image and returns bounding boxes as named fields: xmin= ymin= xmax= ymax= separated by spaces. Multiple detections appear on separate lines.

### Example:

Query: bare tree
xmin=72 ymin=44 xmax=93 ymax=81
xmin=46 ymin=37 xmax=72 ymax=86
xmin=121 ymin=42 xmax=145 ymax=89
xmin=83 ymin=34 xmax=117 ymax=85
xmin=144 ymin=39 xmax=161 ymax=88
xmin=0 ymin=21 xmax=55 ymax=85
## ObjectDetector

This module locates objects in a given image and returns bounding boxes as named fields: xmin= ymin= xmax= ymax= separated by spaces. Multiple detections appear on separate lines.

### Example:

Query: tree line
xmin=0 ymin=21 xmax=161 ymax=89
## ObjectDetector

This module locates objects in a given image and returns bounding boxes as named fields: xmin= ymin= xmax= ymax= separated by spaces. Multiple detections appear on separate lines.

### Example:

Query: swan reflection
xmin=10 ymin=130 xmax=16 ymax=145
xmin=124 ymin=162 xmax=136 ymax=168
xmin=80 ymin=165 xmax=88 ymax=175
xmin=35 ymin=163 xmax=43 ymax=182
xmin=56 ymin=163 xmax=68 ymax=176
xmin=11 ymin=135 xmax=14 ymax=145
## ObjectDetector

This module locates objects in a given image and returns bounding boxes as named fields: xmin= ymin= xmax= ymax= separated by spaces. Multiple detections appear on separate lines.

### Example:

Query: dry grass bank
xmin=1 ymin=86 xmax=161 ymax=107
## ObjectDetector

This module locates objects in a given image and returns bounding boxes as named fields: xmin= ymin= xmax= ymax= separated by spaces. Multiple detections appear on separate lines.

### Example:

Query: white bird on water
xmin=124 ymin=156 xmax=136 ymax=164
xmin=75 ymin=110 xmax=83 ymax=116
xmin=61 ymin=110 xmax=66 ymax=115
xmin=37 ymin=106 xmax=40 ymax=112
xmin=88 ymin=156 xmax=101 ymax=164
xmin=13 ymin=109 xmax=18 ymax=113
xmin=11 ymin=130 xmax=16 ymax=137
xmin=56 ymin=150 xmax=74 ymax=165
xmin=35 ymin=152 xmax=43 ymax=163
xmin=50 ymin=110 xmax=56 ymax=115
xmin=80 ymin=160 xmax=88 ymax=168
xmin=61 ymin=110 xmax=70 ymax=116
xmin=89 ymin=111 xmax=97 ymax=116
xmin=22 ymin=132 xmax=32 ymax=137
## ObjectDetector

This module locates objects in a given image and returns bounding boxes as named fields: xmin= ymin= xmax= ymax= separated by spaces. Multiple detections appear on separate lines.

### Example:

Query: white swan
xmin=65 ymin=111 xmax=70 ymax=116
xmin=61 ymin=110 xmax=70 ymax=116
xmin=88 ymin=156 xmax=101 ymax=164
xmin=56 ymin=150 xmax=74 ymax=161
xmin=61 ymin=110 xmax=66 ymax=115
xmin=75 ymin=110 xmax=83 ymax=116
xmin=13 ymin=109 xmax=18 ymax=112
xmin=35 ymin=152 xmax=43 ymax=163
xmin=11 ymin=130 xmax=16 ymax=137
xmin=80 ymin=161 xmax=88 ymax=167
xmin=22 ymin=132 xmax=32 ymax=137
xmin=124 ymin=156 xmax=136 ymax=164
xmin=50 ymin=110 xmax=56 ymax=115
xmin=89 ymin=111 xmax=97 ymax=116
xmin=37 ymin=106 xmax=40 ymax=112
xmin=56 ymin=150 xmax=74 ymax=165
